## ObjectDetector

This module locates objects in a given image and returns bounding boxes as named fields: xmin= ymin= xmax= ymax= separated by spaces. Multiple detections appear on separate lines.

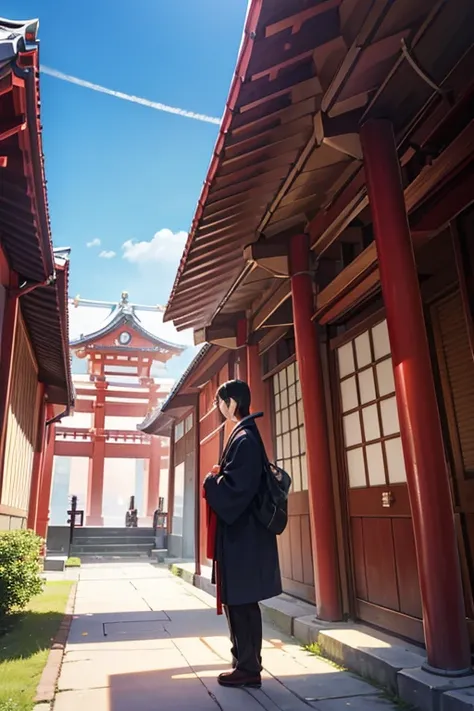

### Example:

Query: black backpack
xmin=225 ymin=414 xmax=292 ymax=536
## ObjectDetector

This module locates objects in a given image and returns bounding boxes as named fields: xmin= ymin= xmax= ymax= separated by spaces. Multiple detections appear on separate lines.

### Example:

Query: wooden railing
xmin=55 ymin=427 xmax=151 ymax=444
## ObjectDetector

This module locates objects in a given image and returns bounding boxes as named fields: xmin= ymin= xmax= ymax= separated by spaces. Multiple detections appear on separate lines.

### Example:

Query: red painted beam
xmin=104 ymin=443 xmax=151 ymax=459
xmin=74 ymin=388 xmax=160 ymax=400
xmin=55 ymin=441 xmax=92 ymax=457
xmin=308 ymin=168 xmax=365 ymax=252
xmin=411 ymin=162 xmax=474 ymax=235
xmin=0 ymin=73 xmax=13 ymax=97
xmin=105 ymin=402 xmax=151 ymax=418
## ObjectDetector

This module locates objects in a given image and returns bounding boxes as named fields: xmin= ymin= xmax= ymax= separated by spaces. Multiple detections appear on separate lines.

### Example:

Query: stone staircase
xmin=70 ymin=527 xmax=156 ymax=559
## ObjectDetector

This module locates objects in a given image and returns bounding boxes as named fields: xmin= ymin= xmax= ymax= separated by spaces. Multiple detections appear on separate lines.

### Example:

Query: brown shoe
xmin=218 ymin=669 xmax=261 ymax=689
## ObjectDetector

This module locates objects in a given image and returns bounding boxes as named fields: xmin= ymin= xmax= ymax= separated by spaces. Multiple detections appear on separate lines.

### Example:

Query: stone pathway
xmin=51 ymin=562 xmax=400 ymax=710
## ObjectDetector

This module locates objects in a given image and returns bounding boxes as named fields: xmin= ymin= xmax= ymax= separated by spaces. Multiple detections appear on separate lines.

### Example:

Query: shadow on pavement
xmin=106 ymin=664 xmax=383 ymax=711
xmin=108 ymin=664 xmax=247 ymax=711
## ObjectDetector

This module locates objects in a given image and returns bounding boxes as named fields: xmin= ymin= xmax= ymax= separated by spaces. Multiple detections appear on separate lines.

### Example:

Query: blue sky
xmin=3 ymin=1 xmax=248 ymax=375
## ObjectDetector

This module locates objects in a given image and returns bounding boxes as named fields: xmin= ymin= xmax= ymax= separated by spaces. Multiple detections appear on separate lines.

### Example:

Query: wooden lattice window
xmin=337 ymin=320 xmax=407 ymax=489
xmin=273 ymin=361 xmax=307 ymax=493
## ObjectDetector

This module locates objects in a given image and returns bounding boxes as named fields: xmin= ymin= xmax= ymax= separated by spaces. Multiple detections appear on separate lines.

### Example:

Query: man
xmin=203 ymin=379 xmax=282 ymax=689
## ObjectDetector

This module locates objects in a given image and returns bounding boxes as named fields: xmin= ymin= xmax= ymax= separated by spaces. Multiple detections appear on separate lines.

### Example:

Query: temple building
xmin=49 ymin=292 xmax=186 ymax=529
xmin=0 ymin=19 xmax=73 ymax=534
xmin=141 ymin=0 xmax=474 ymax=677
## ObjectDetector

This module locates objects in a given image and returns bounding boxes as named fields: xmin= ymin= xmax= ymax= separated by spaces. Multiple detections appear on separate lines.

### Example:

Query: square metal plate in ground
xmin=104 ymin=617 xmax=169 ymax=640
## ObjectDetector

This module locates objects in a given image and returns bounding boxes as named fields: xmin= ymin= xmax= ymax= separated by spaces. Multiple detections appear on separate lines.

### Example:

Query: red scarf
xmin=202 ymin=486 xmax=223 ymax=615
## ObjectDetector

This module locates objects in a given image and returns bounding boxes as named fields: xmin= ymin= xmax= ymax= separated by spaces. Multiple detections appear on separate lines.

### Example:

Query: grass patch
xmin=65 ymin=557 xmax=81 ymax=568
xmin=305 ymin=643 xmax=347 ymax=671
xmin=0 ymin=581 xmax=72 ymax=711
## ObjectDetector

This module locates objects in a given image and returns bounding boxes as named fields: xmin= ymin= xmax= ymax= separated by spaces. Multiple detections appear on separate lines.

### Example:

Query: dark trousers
xmin=223 ymin=603 xmax=263 ymax=675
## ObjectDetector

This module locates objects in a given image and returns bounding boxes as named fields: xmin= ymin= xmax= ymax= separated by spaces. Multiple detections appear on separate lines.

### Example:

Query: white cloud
xmin=99 ymin=250 xmax=116 ymax=259
xmin=87 ymin=238 xmax=101 ymax=248
xmin=122 ymin=229 xmax=187 ymax=264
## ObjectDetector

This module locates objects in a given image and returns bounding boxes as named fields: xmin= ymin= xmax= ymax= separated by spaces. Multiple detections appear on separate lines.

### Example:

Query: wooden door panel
xmin=288 ymin=490 xmax=310 ymax=516
xmin=280 ymin=490 xmax=315 ymax=602
xmin=334 ymin=318 xmax=422 ymax=637
xmin=278 ymin=523 xmax=292 ymax=580
xmin=351 ymin=517 xmax=368 ymax=600
xmin=363 ymin=518 xmax=399 ymax=611
xmin=300 ymin=514 xmax=314 ymax=587
xmin=392 ymin=518 xmax=423 ymax=618
xmin=289 ymin=515 xmax=304 ymax=582
xmin=349 ymin=484 xmax=411 ymax=517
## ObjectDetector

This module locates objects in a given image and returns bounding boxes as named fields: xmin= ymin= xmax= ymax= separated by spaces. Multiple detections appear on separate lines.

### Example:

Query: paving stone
xmin=318 ymin=626 xmax=426 ymax=694
xmin=53 ymin=561 xmax=402 ymax=711
xmin=281 ymin=670 xmax=379 ymax=703
xmin=442 ymin=688 xmax=474 ymax=710
xmin=398 ymin=667 xmax=474 ymax=711
xmin=250 ymin=674 xmax=321 ymax=711
xmin=54 ymin=681 xmax=219 ymax=711
xmin=310 ymin=694 xmax=396 ymax=710
xmin=57 ymin=647 xmax=186 ymax=691
xmin=103 ymin=619 xmax=169 ymax=639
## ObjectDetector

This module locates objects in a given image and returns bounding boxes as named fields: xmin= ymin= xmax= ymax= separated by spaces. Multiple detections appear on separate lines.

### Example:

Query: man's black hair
xmin=216 ymin=379 xmax=251 ymax=418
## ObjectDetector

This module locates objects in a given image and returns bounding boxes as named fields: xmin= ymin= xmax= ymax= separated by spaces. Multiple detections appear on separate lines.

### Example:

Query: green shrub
xmin=0 ymin=530 xmax=44 ymax=617
xmin=0 ymin=699 xmax=20 ymax=711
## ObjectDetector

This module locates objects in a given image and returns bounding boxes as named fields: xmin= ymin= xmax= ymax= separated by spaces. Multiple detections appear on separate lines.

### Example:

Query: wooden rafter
xmin=0 ymin=116 xmax=26 ymax=142
xmin=265 ymin=0 xmax=342 ymax=39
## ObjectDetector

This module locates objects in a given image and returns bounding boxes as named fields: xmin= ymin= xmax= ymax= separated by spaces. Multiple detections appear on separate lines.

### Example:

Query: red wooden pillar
xmin=27 ymin=384 xmax=46 ymax=530
xmin=36 ymin=414 xmax=56 ymax=542
xmin=167 ymin=425 xmax=176 ymax=536
xmin=246 ymin=342 xmax=273 ymax=457
xmin=290 ymin=233 xmax=341 ymax=621
xmin=360 ymin=119 xmax=470 ymax=673
xmin=236 ymin=318 xmax=248 ymax=383
xmin=87 ymin=381 xmax=108 ymax=526
xmin=147 ymin=436 xmax=162 ymax=516
xmin=194 ymin=399 xmax=201 ymax=577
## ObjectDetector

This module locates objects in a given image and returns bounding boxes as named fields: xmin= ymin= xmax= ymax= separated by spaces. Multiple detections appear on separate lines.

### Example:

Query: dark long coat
xmin=203 ymin=418 xmax=282 ymax=606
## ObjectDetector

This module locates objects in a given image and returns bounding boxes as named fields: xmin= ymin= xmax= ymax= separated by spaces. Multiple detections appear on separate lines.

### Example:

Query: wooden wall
xmin=198 ymin=362 xmax=230 ymax=567
xmin=0 ymin=316 xmax=38 ymax=522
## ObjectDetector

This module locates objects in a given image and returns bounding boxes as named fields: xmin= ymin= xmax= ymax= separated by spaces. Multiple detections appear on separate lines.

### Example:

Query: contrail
xmin=40 ymin=65 xmax=222 ymax=125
